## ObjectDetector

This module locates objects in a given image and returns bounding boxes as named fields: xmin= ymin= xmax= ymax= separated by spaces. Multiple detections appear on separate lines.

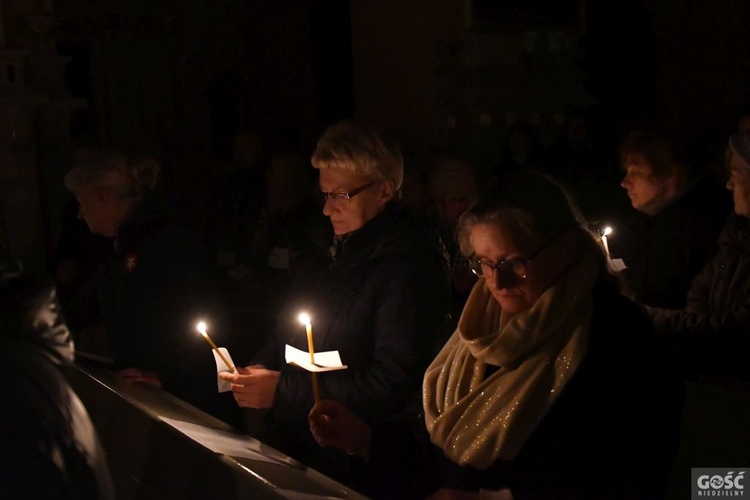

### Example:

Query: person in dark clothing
xmin=648 ymin=132 xmax=750 ymax=388
xmin=609 ymin=130 xmax=732 ymax=308
xmin=0 ymin=257 xmax=114 ymax=499
xmin=49 ymin=196 xmax=112 ymax=312
xmin=427 ymin=156 xmax=479 ymax=345
xmin=63 ymin=151 xmax=239 ymax=425
xmin=423 ymin=173 xmax=684 ymax=498
xmin=48 ymin=144 xmax=112 ymax=314
xmin=221 ymin=121 xmax=451 ymax=489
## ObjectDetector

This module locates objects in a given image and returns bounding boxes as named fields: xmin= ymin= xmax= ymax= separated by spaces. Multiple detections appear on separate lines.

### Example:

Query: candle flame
xmin=603 ymin=226 xmax=612 ymax=236
xmin=196 ymin=321 xmax=207 ymax=334
xmin=297 ymin=312 xmax=311 ymax=325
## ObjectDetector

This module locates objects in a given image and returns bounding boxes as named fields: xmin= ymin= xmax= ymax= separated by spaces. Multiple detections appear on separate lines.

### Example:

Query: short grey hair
xmin=64 ymin=150 xmax=159 ymax=202
xmin=311 ymin=121 xmax=403 ymax=194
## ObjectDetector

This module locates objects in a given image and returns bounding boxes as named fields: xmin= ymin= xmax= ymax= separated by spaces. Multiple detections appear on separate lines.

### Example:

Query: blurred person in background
xmin=609 ymin=129 xmax=731 ymax=309
xmin=0 ymin=249 xmax=114 ymax=499
xmin=648 ymin=132 xmax=750 ymax=388
xmin=427 ymin=156 xmax=478 ymax=344
xmin=63 ymin=150 xmax=238 ymax=424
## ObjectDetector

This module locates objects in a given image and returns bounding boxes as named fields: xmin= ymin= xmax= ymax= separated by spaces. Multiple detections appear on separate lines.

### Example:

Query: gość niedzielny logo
xmin=695 ymin=470 xmax=745 ymax=497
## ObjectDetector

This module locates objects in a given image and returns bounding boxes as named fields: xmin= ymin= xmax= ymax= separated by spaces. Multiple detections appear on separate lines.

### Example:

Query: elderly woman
xmin=423 ymin=173 xmax=684 ymax=498
xmin=648 ymin=132 xmax=750 ymax=387
xmin=221 ymin=121 xmax=451 ymax=487
xmin=63 ymin=151 xmax=237 ymax=423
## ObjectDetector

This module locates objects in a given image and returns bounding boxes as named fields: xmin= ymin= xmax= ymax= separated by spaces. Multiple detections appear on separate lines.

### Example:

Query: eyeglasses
xmin=468 ymin=235 xmax=556 ymax=280
xmin=319 ymin=181 xmax=376 ymax=203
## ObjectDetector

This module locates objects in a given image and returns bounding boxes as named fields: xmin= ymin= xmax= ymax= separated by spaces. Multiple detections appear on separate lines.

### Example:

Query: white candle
xmin=298 ymin=312 xmax=315 ymax=364
xmin=297 ymin=312 xmax=320 ymax=403
xmin=196 ymin=321 xmax=235 ymax=372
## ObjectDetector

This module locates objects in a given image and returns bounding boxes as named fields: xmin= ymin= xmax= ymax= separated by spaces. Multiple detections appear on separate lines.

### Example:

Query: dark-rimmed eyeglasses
xmin=468 ymin=235 xmax=556 ymax=280
xmin=319 ymin=181 xmax=376 ymax=202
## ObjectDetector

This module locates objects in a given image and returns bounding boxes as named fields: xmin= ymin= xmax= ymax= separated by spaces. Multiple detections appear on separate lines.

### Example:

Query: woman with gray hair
xmin=647 ymin=131 xmax=750 ymax=388
xmin=64 ymin=151 xmax=238 ymax=424
xmin=221 ymin=121 xmax=451 ymax=492
xmin=64 ymin=151 xmax=159 ymax=238
xmin=423 ymin=172 xmax=683 ymax=498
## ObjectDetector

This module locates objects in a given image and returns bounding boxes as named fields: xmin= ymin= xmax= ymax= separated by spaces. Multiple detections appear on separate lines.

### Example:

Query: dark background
xmin=2 ymin=0 xmax=750 ymax=270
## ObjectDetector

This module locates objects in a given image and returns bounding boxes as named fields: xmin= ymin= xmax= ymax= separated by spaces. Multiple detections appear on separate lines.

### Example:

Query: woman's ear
xmin=379 ymin=181 xmax=395 ymax=203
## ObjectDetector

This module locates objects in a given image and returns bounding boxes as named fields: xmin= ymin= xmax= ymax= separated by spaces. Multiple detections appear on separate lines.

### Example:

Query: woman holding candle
xmin=610 ymin=129 xmax=731 ymax=309
xmin=63 ymin=150 xmax=239 ymax=424
xmin=220 ymin=121 xmax=451 ymax=488
xmin=422 ymin=173 xmax=684 ymax=498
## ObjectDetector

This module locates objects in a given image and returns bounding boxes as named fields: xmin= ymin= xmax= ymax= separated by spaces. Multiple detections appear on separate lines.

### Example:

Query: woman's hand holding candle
xmin=308 ymin=400 xmax=371 ymax=457
xmin=220 ymin=366 xmax=280 ymax=408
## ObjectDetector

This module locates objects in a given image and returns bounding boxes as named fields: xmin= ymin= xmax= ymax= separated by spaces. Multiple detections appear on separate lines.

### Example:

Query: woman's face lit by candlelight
xmin=319 ymin=168 xmax=393 ymax=236
xmin=469 ymin=222 xmax=573 ymax=317
xmin=620 ymin=154 xmax=673 ymax=213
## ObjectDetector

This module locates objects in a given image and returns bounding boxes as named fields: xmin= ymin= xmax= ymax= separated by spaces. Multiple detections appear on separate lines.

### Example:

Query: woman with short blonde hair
xmin=311 ymin=120 xmax=403 ymax=197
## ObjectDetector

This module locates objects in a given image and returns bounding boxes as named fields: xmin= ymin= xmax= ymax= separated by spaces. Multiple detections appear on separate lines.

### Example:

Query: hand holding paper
xmin=609 ymin=258 xmax=627 ymax=272
xmin=219 ymin=367 xmax=280 ymax=408
xmin=285 ymin=344 xmax=348 ymax=372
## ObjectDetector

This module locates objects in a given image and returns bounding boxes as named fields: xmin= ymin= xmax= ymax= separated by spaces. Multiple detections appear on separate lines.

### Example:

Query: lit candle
xmin=298 ymin=312 xmax=315 ymax=363
xmin=297 ymin=312 xmax=320 ymax=403
xmin=196 ymin=321 xmax=235 ymax=372
xmin=601 ymin=226 xmax=612 ymax=259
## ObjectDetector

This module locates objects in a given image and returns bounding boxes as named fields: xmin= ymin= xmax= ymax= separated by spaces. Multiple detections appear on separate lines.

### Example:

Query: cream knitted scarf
xmin=423 ymin=248 xmax=600 ymax=470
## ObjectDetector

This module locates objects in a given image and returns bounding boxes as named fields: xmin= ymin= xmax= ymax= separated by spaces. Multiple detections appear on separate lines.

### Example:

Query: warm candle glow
xmin=298 ymin=312 xmax=311 ymax=326
xmin=298 ymin=313 xmax=315 ymax=361
xmin=601 ymin=227 xmax=612 ymax=259
xmin=195 ymin=320 xmax=235 ymax=372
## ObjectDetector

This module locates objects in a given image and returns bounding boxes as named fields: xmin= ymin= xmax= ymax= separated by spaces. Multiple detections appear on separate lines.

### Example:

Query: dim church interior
xmin=2 ymin=1 xmax=750 ymax=498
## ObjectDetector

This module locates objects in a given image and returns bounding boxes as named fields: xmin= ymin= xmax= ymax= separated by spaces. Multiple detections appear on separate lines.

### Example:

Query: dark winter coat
xmin=650 ymin=213 xmax=750 ymax=385
xmin=67 ymin=191 xmax=238 ymax=423
xmin=254 ymin=203 xmax=451 ymax=487
xmin=433 ymin=279 xmax=685 ymax=499
xmin=609 ymin=175 xmax=731 ymax=308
